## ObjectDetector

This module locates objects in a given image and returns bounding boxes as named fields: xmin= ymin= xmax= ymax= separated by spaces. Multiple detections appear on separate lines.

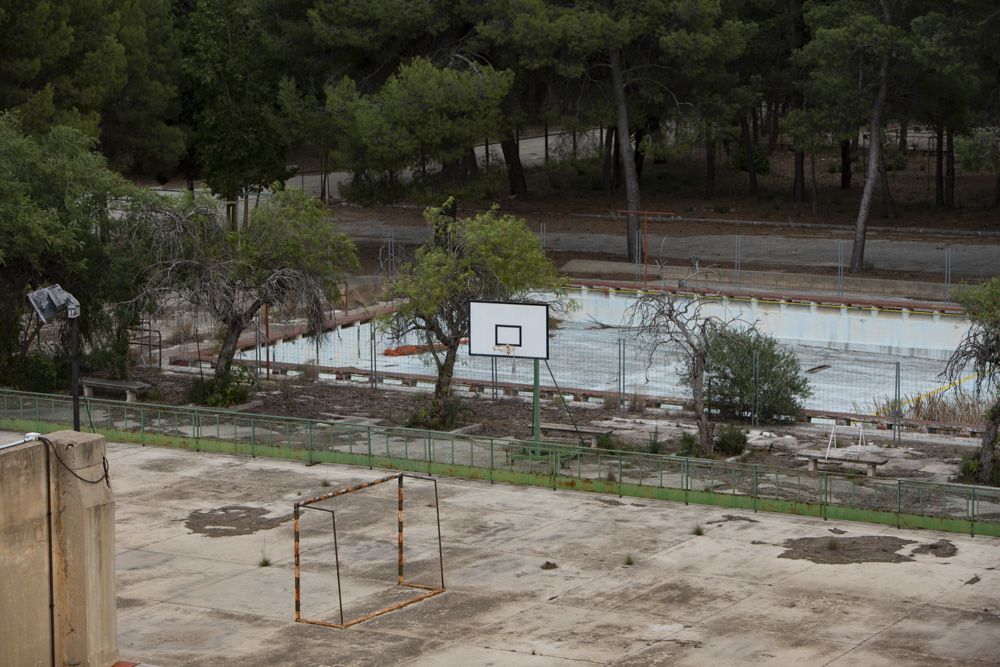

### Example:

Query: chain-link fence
xmin=221 ymin=287 xmax=975 ymax=434
xmin=2 ymin=388 xmax=997 ymax=536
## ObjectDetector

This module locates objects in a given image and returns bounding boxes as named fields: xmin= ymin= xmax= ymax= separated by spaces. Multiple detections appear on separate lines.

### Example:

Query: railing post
xmin=489 ymin=440 xmax=494 ymax=484
xmin=752 ymin=466 xmax=758 ymax=513
xmin=896 ymin=479 xmax=903 ymax=528
xmin=618 ymin=456 xmax=623 ymax=498
xmin=367 ymin=427 xmax=373 ymax=469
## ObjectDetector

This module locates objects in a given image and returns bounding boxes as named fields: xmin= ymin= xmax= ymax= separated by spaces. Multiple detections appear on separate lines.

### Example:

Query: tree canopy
xmin=384 ymin=201 xmax=566 ymax=426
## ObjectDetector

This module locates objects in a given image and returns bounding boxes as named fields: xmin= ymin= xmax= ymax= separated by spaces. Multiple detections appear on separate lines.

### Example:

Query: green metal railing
xmin=2 ymin=388 xmax=997 ymax=537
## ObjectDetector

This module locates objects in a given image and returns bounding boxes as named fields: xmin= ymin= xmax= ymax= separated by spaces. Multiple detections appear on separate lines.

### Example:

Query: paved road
xmin=335 ymin=216 xmax=999 ymax=278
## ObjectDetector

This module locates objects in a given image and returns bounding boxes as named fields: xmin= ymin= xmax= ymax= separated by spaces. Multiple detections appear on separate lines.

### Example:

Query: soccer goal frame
xmin=293 ymin=472 xmax=445 ymax=629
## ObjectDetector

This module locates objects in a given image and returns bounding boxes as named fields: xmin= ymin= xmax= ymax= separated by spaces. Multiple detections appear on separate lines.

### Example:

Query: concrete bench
xmin=540 ymin=422 xmax=613 ymax=447
xmin=796 ymin=449 xmax=889 ymax=478
xmin=81 ymin=377 xmax=151 ymax=403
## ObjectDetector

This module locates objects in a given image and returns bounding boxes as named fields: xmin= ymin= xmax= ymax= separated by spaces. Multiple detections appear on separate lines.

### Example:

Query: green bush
xmin=1 ymin=351 xmax=71 ymax=393
xmin=186 ymin=368 xmax=254 ymax=407
xmin=677 ymin=432 xmax=700 ymax=457
xmin=698 ymin=328 xmax=812 ymax=423
xmin=406 ymin=397 xmax=471 ymax=431
xmin=715 ymin=424 xmax=748 ymax=456
xmin=648 ymin=428 xmax=663 ymax=454
xmin=731 ymin=147 xmax=771 ymax=176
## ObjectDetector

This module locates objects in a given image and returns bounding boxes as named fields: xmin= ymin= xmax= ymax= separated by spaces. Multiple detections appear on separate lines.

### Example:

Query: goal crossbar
xmin=293 ymin=472 xmax=445 ymax=628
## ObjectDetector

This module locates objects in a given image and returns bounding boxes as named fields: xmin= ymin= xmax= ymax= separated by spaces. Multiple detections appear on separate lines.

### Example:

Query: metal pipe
xmin=332 ymin=511 xmax=344 ymax=626
xmin=397 ymin=475 xmax=404 ymax=585
xmin=0 ymin=432 xmax=41 ymax=452
xmin=71 ymin=317 xmax=80 ymax=431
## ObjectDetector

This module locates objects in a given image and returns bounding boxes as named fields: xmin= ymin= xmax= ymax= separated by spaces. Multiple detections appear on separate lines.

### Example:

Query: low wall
xmin=0 ymin=431 xmax=117 ymax=667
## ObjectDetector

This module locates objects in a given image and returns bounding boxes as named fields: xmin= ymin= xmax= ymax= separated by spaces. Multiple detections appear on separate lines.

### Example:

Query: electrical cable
xmin=35 ymin=435 xmax=111 ymax=487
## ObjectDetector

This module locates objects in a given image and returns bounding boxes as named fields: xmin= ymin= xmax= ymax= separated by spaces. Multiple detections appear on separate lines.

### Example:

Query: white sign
xmin=469 ymin=301 xmax=549 ymax=359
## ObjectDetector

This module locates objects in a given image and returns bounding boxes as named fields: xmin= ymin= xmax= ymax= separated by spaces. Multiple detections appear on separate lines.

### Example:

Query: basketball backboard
xmin=468 ymin=301 xmax=549 ymax=359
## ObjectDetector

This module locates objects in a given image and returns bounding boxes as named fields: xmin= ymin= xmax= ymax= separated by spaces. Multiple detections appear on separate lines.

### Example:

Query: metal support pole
xmin=293 ymin=504 xmax=301 ymax=622
xmin=397 ymin=476 xmax=404 ymax=584
xmin=71 ymin=316 xmax=80 ymax=432
xmin=752 ymin=349 xmax=760 ymax=427
xmin=533 ymin=359 xmax=541 ymax=443
xmin=333 ymin=510 xmax=344 ymax=626
xmin=894 ymin=361 xmax=901 ymax=442
xmin=434 ymin=480 xmax=445 ymax=589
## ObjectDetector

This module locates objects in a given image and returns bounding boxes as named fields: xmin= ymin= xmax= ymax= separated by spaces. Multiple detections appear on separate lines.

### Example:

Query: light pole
xmin=27 ymin=285 xmax=81 ymax=431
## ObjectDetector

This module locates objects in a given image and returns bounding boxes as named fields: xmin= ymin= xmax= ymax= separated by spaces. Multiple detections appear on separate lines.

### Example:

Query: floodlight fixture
xmin=26 ymin=285 xmax=82 ymax=431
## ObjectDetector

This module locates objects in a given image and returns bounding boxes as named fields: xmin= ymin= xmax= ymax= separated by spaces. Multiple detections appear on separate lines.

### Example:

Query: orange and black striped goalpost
xmin=293 ymin=472 xmax=445 ymax=629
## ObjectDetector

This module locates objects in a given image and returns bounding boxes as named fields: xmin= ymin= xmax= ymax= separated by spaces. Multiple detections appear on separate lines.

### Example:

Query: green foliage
xmin=385 ymin=202 xmax=566 ymax=420
xmin=185 ymin=368 xmax=254 ymax=407
xmin=0 ymin=114 xmax=152 ymax=388
xmin=731 ymin=147 xmax=771 ymax=176
xmin=956 ymin=130 xmax=1000 ymax=175
xmin=406 ymin=398 xmax=470 ymax=431
xmin=139 ymin=187 xmax=357 ymax=379
xmin=325 ymin=60 xmax=512 ymax=181
xmin=959 ymin=451 xmax=982 ymax=480
xmin=647 ymin=427 xmax=663 ymax=455
xmin=595 ymin=433 xmax=617 ymax=450
xmin=677 ymin=432 xmax=700 ymax=457
xmin=715 ymin=424 xmax=748 ymax=457
xmin=184 ymin=0 xmax=288 ymax=203
xmin=701 ymin=328 xmax=812 ymax=423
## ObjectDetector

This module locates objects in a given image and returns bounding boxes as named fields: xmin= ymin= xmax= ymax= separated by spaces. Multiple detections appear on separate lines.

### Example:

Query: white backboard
xmin=469 ymin=301 xmax=549 ymax=359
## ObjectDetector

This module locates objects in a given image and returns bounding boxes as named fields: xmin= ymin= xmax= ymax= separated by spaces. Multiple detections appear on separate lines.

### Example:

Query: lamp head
xmin=27 ymin=284 xmax=80 ymax=322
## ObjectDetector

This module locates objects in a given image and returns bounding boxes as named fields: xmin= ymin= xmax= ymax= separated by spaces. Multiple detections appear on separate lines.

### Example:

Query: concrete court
xmin=39 ymin=432 xmax=999 ymax=666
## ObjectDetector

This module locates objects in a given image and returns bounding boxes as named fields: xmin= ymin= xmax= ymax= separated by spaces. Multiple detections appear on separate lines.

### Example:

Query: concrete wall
xmin=0 ymin=431 xmax=118 ymax=667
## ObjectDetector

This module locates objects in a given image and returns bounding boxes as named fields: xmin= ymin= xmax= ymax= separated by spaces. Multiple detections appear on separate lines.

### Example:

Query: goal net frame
xmin=293 ymin=472 xmax=445 ymax=628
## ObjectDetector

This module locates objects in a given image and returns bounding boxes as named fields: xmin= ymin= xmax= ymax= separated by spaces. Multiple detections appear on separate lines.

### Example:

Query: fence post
xmin=970 ymin=488 xmax=976 ymax=537
xmin=367 ymin=427 xmax=373 ymax=469
xmin=618 ymin=456 xmax=623 ymax=498
xmin=752 ymin=466 xmax=758 ymax=512
xmin=894 ymin=362 xmax=901 ymax=442
xmin=896 ymin=479 xmax=903 ymax=528
xmin=489 ymin=440 xmax=494 ymax=484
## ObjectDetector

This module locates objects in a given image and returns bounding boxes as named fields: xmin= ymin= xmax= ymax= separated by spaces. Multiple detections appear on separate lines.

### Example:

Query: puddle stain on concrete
xmin=185 ymin=505 xmax=289 ymax=538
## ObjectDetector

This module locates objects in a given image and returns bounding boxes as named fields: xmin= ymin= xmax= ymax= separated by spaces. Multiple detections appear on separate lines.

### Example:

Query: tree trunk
xmin=878 ymin=146 xmax=896 ymax=218
xmin=768 ymin=100 xmax=780 ymax=153
xmin=690 ymin=350 xmax=713 ymax=455
xmin=793 ymin=151 xmax=805 ymax=202
xmin=945 ymin=127 xmax=956 ymax=208
xmin=602 ymin=126 xmax=616 ymax=194
xmin=977 ymin=402 xmax=999 ymax=485
xmin=612 ymin=127 xmax=621 ymax=189
xmin=752 ymin=106 xmax=759 ymax=146
xmin=935 ymin=125 xmax=945 ymax=206
xmin=634 ymin=127 xmax=645 ymax=180
xmin=840 ymin=139 xmax=852 ymax=189
xmin=897 ymin=120 xmax=908 ymax=154
xmin=319 ymin=151 xmax=328 ymax=203
xmin=499 ymin=131 xmax=527 ymax=195
xmin=215 ymin=318 xmax=248 ymax=380
xmin=705 ymin=137 xmax=716 ymax=199
xmin=465 ymin=146 xmax=479 ymax=178
xmin=849 ymin=44 xmax=891 ymax=273
xmin=610 ymin=48 xmax=642 ymax=263
xmin=432 ymin=344 xmax=458 ymax=424
xmin=740 ymin=114 xmax=759 ymax=197
xmin=810 ymin=152 xmax=818 ymax=216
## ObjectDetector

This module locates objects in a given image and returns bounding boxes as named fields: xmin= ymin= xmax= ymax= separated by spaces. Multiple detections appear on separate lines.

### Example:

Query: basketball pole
xmin=533 ymin=359 xmax=541 ymax=442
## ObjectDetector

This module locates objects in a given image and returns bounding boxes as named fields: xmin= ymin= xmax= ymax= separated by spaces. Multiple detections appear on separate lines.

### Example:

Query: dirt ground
xmin=127 ymin=367 xmax=973 ymax=484
xmin=327 ymin=144 xmax=1000 ymax=237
